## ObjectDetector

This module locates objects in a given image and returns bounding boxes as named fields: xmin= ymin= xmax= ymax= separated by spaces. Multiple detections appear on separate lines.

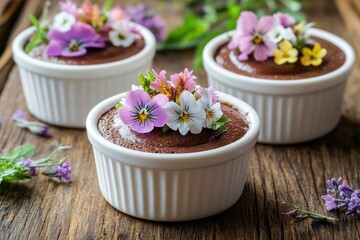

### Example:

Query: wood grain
xmin=1 ymin=1 xmax=360 ymax=240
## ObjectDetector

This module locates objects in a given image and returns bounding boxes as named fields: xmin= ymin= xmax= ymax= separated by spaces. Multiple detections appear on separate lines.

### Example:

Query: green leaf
xmin=212 ymin=116 xmax=231 ymax=131
xmin=103 ymin=0 xmax=114 ymax=12
xmin=116 ymin=103 xmax=123 ymax=110
xmin=147 ymin=70 xmax=156 ymax=82
xmin=2 ymin=144 xmax=35 ymax=163
xmin=29 ymin=15 xmax=40 ymax=27
xmin=193 ymin=30 xmax=222 ymax=69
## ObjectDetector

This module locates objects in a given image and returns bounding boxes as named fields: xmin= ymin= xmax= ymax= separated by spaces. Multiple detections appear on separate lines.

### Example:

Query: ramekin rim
xmin=12 ymin=23 xmax=156 ymax=72
xmin=86 ymin=91 xmax=260 ymax=164
xmin=203 ymin=28 xmax=355 ymax=86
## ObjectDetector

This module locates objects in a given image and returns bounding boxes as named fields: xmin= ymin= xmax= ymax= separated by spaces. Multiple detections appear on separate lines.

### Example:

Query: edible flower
xmin=59 ymin=0 xmax=77 ymax=16
xmin=109 ymin=20 xmax=136 ymax=47
xmin=117 ymin=69 xmax=229 ymax=136
xmin=163 ymin=91 xmax=205 ymax=135
xmin=170 ymin=68 xmax=197 ymax=103
xmin=46 ymin=22 xmax=105 ymax=57
xmin=118 ymin=89 xmax=168 ymax=133
xmin=197 ymin=88 xmax=223 ymax=128
xmin=78 ymin=0 xmax=106 ymax=30
xmin=273 ymin=12 xmax=296 ymax=28
xmin=126 ymin=3 xmax=165 ymax=42
xmin=300 ymin=43 xmax=327 ymax=66
xmin=273 ymin=40 xmax=298 ymax=65
xmin=12 ymin=109 xmax=51 ymax=137
xmin=228 ymin=11 xmax=276 ymax=61
xmin=53 ymin=11 xmax=76 ymax=32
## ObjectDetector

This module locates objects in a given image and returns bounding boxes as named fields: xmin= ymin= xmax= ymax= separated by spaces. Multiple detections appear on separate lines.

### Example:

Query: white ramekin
xmin=86 ymin=92 xmax=260 ymax=221
xmin=12 ymin=24 xmax=156 ymax=128
xmin=203 ymin=29 xmax=355 ymax=144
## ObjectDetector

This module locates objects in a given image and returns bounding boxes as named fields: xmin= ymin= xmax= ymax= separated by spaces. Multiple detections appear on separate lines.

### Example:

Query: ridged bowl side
xmin=209 ymin=77 xmax=346 ymax=144
xmin=92 ymin=147 xmax=251 ymax=221
xmin=18 ymin=62 xmax=151 ymax=128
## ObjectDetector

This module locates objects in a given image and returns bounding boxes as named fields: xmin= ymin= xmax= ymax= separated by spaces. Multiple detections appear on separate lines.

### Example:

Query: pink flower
xmin=273 ymin=12 xmax=296 ymax=28
xmin=119 ymin=89 xmax=168 ymax=133
xmin=170 ymin=68 xmax=197 ymax=92
xmin=228 ymin=11 xmax=276 ymax=61
xmin=150 ymin=69 xmax=172 ymax=97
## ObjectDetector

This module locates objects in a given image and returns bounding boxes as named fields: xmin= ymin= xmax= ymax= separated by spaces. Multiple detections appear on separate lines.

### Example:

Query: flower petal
xmin=119 ymin=105 xmax=136 ymax=125
xmin=238 ymin=11 xmax=258 ymax=35
xmin=126 ymin=89 xmax=151 ymax=108
xmin=152 ymin=94 xmax=169 ymax=106
xmin=256 ymin=16 xmax=274 ymax=34
xmin=187 ymin=118 xmax=203 ymax=134
xmin=46 ymin=41 xmax=65 ymax=57
xmin=178 ymin=122 xmax=190 ymax=135
xmin=61 ymin=48 xmax=87 ymax=57
xmin=130 ymin=120 xmax=154 ymax=133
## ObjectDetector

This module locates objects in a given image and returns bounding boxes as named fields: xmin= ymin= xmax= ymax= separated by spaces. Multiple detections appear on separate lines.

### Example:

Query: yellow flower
xmin=273 ymin=40 xmax=299 ymax=65
xmin=300 ymin=43 xmax=327 ymax=66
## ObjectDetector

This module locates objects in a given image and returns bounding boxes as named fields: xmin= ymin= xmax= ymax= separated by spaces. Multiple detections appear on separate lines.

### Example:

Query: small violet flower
xmin=163 ymin=91 xmax=205 ymax=135
xmin=12 ymin=109 xmax=51 ymax=137
xmin=59 ymin=0 xmax=77 ymax=16
xmin=55 ymin=162 xmax=72 ymax=181
xmin=197 ymin=88 xmax=223 ymax=128
xmin=109 ymin=20 xmax=136 ymax=47
xmin=17 ymin=158 xmax=37 ymax=175
xmin=46 ymin=22 xmax=105 ymax=57
xmin=273 ymin=12 xmax=296 ymax=28
xmin=53 ymin=11 xmax=76 ymax=32
xmin=228 ymin=11 xmax=276 ymax=61
xmin=346 ymin=192 xmax=360 ymax=216
xmin=339 ymin=183 xmax=355 ymax=198
xmin=322 ymin=194 xmax=338 ymax=211
xmin=273 ymin=40 xmax=298 ymax=65
xmin=119 ymin=89 xmax=168 ymax=133
xmin=126 ymin=3 xmax=165 ymax=42
xmin=327 ymin=177 xmax=343 ymax=194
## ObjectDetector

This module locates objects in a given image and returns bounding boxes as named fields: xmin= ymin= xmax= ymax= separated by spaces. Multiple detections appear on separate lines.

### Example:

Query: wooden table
xmin=1 ymin=2 xmax=359 ymax=240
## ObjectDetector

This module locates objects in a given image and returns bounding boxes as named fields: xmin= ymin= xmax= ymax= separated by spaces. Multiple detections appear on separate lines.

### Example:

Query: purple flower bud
xmin=322 ymin=195 xmax=338 ymax=211
xmin=346 ymin=192 xmax=360 ymax=216
xmin=55 ymin=162 xmax=72 ymax=181
xmin=12 ymin=109 xmax=27 ymax=122
xmin=326 ymin=177 xmax=342 ymax=194
xmin=126 ymin=3 xmax=165 ymax=42
xmin=339 ymin=183 xmax=354 ymax=198
xmin=27 ymin=123 xmax=52 ymax=137
xmin=17 ymin=158 xmax=37 ymax=175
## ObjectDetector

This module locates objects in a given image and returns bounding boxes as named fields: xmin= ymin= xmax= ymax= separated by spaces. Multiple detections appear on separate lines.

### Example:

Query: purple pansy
xmin=46 ymin=22 xmax=105 ymax=57
xmin=55 ymin=162 xmax=72 ymax=181
xmin=119 ymin=89 xmax=168 ymax=133
xmin=273 ymin=12 xmax=296 ymax=28
xmin=228 ymin=11 xmax=276 ymax=61
xmin=126 ymin=3 xmax=165 ymax=42
xmin=17 ymin=158 xmax=37 ymax=175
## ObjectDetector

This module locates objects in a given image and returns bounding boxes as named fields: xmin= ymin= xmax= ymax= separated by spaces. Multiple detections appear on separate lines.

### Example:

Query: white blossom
xmin=197 ymin=88 xmax=223 ymax=129
xmin=53 ymin=11 xmax=76 ymax=32
xmin=109 ymin=20 xmax=136 ymax=47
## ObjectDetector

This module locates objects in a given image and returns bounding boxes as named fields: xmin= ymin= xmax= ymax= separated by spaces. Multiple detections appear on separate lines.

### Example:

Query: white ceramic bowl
xmin=12 ymin=24 xmax=156 ymax=128
xmin=86 ymin=92 xmax=260 ymax=221
xmin=203 ymin=29 xmax=355 ymax=144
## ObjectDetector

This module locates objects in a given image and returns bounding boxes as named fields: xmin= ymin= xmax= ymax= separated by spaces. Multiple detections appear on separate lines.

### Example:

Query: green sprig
xmin=284 ymin=205 xmax=338 ymax=223
xmin=212 ymin=116 xmax=231 ymax=132
xmin=25 ymin=15 xmax=49 ymax=53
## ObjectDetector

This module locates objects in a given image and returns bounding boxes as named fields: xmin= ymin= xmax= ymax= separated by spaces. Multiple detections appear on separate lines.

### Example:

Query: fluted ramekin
xmin=203 ymin=29 xmax=355 ymax=144
xmin=86 ymin=92 xmax=260 ymax=221
xmin=12 ymin=24 xmax=156 ymax=128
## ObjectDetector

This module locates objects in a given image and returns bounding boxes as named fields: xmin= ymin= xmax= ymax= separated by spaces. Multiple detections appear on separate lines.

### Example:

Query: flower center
xmin=138 ymin=109 xmax=149 ymax=123
xmin=118 ymin=34 xmax=126 ymax=40
xmin=69 ymin=41 xmax=80 ymax=52
xmin=180 ymin=112 xmax=190 ymax=122
xmin=252 ymin=35 xmax=263 ymax=45
xmin=206 ymin=110 xmax=213 ymax=119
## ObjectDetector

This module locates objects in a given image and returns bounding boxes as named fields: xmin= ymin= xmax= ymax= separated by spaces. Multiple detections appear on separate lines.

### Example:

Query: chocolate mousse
xmin=28 ymin=37 xmax=145 ymax=65
xmin=215 ymin=37 xmax=345 ymax=80
xmin=98 ymin=103 xmax=249 ymax=154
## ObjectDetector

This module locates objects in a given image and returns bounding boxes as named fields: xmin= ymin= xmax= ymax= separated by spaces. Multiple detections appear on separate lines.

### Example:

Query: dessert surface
xmin=98 ymin=103 xmax=249 ymax=154
xmin=28 ymin=37 xmax=145 ymax=65
xmin=215 ymin=37 xmax=345 ymax=80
